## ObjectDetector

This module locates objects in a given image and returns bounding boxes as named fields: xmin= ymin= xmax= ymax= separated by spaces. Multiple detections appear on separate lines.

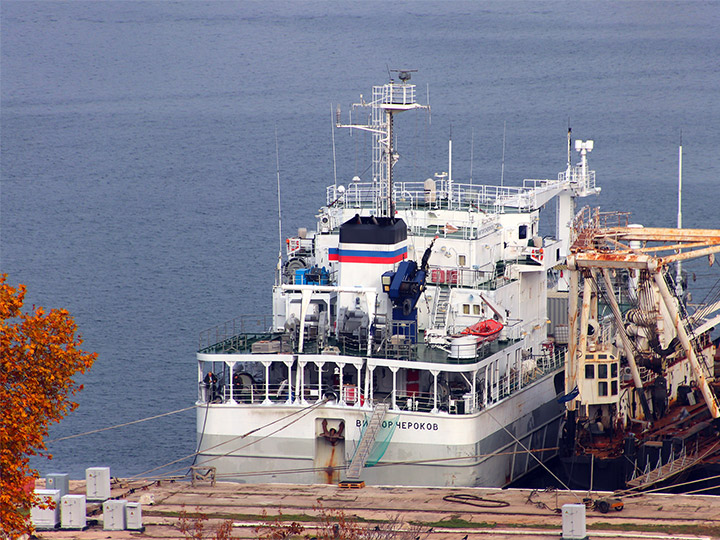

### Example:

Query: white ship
xmin=194 ymin=74 xmax=601 ymax=487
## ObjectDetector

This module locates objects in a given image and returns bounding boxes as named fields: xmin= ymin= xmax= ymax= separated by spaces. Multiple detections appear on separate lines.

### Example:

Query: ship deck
xmin=198 ymin=326 xmax=518 ymax=363
xmin=574 ymin=401 xmax=715 ymax=462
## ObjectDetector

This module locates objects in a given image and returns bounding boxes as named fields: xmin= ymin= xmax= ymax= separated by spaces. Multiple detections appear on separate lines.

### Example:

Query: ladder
xmin=432 ymin=286 xmax=451 ymax=329
xmin=345 ymin=402 xmax=389 ymax=479
xmin=624 ymin=446 xmax=703 ymax=491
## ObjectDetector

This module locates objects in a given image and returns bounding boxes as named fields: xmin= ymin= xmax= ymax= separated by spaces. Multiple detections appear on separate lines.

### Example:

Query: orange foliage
xmin=255 ymin=503 xmax=429 ymax=540
xmin=178 ymin=507 xmax=240 ymax=540
xmin=0 ymin=275 xmax=96 ymax=539
xmin=254 ymin=508 xmax=304 ymax=540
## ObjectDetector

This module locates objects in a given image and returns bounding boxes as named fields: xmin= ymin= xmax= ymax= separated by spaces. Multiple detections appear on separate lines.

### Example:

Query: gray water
xmin=2 ymin=0 xmax=719 ymax=480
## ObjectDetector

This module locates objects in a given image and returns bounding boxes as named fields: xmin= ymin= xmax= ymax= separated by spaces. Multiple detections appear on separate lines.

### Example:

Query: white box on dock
xmin=31 ymin=489 xmax=60 ymax=529
xmin=46 ymin=473 xmax=70 ymax=497
xmin=561 ymin=503 xmax=587 ymax=540
xmin=103 ymin=499 xmax=127 ymax=530
xmin=86 ymin=466 xmax=111 ymax=501
xmin=61 ymin=494 xmax=86 ymax=529
xmin=126 ymin=502 xmax=143 ymax=530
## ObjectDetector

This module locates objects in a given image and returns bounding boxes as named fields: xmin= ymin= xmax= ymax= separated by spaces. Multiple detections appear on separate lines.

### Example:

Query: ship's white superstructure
xmin=194 ymin=75 xmax=600 ymax=486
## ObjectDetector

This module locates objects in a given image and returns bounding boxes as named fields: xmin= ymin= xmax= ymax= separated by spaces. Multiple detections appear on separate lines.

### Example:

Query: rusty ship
xmin=556 ymin=209 xmax=720 ymax=492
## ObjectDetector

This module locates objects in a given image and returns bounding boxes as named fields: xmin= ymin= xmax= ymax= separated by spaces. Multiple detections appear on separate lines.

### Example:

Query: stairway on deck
xmin=345 ymin=403 xmax=389 ymax=480
xmin=432 ymin=286 xmax=451 ymax=330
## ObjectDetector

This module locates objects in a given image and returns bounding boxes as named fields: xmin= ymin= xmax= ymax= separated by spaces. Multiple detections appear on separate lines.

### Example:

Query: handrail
xmin=198 ymin=315 xmax=274 ymax=351
xmin=197 ymin=345 xmax=565 ymax=412
xmin=326 ymin=180 xmax=555 ymax=213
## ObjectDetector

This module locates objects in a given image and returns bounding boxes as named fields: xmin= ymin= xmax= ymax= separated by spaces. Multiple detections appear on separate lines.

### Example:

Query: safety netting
xmin=353 ymin=412 xmax=399 ymax=467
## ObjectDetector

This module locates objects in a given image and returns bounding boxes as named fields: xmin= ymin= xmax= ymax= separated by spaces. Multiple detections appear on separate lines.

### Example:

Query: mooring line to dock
xmin=46 ymin=405 xmax=198 ymax=443
xmin=129 ymin=438 xmax=560 ymax=483
xmin=187 ymin=397 xmax=212 ymax=472
xmin=193 ymin=446 xmax=561 ymax=483
xmin=621 ymin=469 xmax=720 ymax=497
xmin=343 ymin=446 xmax=561 ymax=470
xmin=127 ymin=398 xmax=330 ymax=481
xmin=484 ymin=407 xmax=579 ymax=501
xmin=616 ymin=440 xmax=720 ymax=498
xmin=186 ymin=398 xmax=330 ymax=470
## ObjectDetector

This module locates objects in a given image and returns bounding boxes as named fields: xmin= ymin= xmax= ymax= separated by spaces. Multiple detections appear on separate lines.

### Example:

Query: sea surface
xmin=2 ymin=0 xmax=719 ymax=480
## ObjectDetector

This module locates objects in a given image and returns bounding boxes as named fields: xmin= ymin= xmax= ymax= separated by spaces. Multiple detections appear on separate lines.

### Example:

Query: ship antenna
xmin=331 ymin=104 xmax=338 ymax=189
xmin=275 ymin=125 xmax=283 ymax=286
xmin=500 ymin=120 xmax=506 ymax=187
xmin=427 ymin=83 xmax=431 ymax=125
xmin=448 ymin=123 xmax=453 ymax=183
xmin=567 ymin=121 xmax=572 ymax=176
xmin=676 ymin=129 xmax=683 ymax=294
xmin=470 ymin=127 xmax=474 ymax=186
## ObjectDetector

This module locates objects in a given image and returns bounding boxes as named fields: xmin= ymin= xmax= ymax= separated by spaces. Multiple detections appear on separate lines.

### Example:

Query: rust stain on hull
xmin=324 ymin=446 xmax=337 ymax=484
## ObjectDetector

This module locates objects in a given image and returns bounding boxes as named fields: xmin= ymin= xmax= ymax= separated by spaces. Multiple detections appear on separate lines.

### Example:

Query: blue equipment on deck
xmin=383 ymin=260 xmax=426 ymax=319
xmin=381 ymin=237 xmax=437 ymax=335
xmin=295 ymin=266 xmax=330 ymax=285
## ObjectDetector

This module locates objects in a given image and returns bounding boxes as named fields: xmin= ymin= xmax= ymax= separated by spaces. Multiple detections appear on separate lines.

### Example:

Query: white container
xmin=61 ymin=494 xmax=86 ymax=529
xmin=462 ymin=392 xmax=474 ymax=413
xmin=126 ymin=502 xmax=143 ymax=530
xmin=449 ymin=335 xmax=477 ymax=358
xmin=103 ymin=499 xmax=127 ymax=531
xmin=46 ymin=473 xmax=70 ymax=498
xmin=30 ymin=489 xmax=60 ymax=529
xmin=561 ymin=503 xmax=587 ymax=540
xmin=86 ymin=466 xmax=111 ymax=501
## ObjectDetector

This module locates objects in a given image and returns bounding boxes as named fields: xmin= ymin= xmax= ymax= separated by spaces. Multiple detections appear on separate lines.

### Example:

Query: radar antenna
xmin=390 ymin=69 xmax=417 ymax=83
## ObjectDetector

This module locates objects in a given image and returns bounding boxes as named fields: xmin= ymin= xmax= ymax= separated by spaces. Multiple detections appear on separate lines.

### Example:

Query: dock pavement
xmin=30 ymin=479 xmax=720 ymax=540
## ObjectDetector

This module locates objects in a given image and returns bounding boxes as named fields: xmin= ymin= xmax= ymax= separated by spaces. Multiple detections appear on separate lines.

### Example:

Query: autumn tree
xmin=0 ymin=274 xmax=96 ymax=539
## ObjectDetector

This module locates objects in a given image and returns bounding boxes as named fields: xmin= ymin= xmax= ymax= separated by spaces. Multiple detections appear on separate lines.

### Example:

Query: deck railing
xmin=197 ymin=346 xmax=565 ymax=415
xmin=198 ymin=315 xmax=273 ymax=352
xmin=327 ymin=181 xmax=548 ymax=214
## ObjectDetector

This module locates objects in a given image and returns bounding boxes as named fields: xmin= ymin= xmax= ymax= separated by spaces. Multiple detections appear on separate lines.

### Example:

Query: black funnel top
xmin=339 ymin=215 xmax=407 ymax=245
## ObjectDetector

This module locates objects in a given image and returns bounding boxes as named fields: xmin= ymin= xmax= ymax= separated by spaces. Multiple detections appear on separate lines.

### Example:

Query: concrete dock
xmin=32 ymin=479 xmax=720 ymax=540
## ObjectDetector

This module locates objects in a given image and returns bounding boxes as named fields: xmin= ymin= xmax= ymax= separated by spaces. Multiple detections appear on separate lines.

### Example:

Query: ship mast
xmin=337 ymin=71 xmax=428 ymax=217
xmin=676 ymin=132 xmax=683 ymax=295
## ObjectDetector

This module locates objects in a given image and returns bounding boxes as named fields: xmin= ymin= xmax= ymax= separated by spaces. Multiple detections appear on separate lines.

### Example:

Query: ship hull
xmin=196 ymin=370 xmax=564 ymax=487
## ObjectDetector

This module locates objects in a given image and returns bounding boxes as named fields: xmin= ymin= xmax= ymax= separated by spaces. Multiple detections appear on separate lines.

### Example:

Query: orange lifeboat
xmin=460 ymin=319 xmax=503 ymax=342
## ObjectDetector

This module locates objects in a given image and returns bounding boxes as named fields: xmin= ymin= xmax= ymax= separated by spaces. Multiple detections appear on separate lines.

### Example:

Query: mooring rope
xmin=46 ymin=405 xmax=198 ymax=443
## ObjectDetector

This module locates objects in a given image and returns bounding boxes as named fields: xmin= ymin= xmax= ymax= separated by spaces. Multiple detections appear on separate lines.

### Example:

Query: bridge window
xmin=585 ymin=364 xmax=595 ymax=379
xmin=611 ymin=363 xmax=618 ymax=378
xmin=598 ymin=381 xmax=608 ymax=396
xmin=598 ymin=364 xmax=608 ymax=378
xmin=611 ymin=380 xmax=618 ymax=395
